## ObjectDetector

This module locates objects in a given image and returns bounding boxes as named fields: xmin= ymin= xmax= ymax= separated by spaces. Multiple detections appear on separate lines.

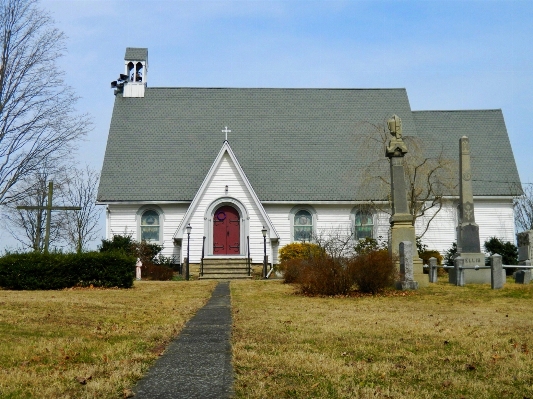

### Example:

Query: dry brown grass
xmin=231 ymin=280 xmax=533 ymax=399
xmin=0 ymin=280 xmax=216 ymax=398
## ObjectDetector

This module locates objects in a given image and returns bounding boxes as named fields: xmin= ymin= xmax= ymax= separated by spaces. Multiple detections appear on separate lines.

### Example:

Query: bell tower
xmin=123 ymin=47 xmax=148 ymax=98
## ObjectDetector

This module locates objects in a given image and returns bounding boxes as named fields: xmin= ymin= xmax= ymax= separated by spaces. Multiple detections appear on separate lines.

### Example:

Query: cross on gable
xmin=17 ymin=181 xmax=81 ymax=253
xmin=222 ymin=126 xmax=231 ymax=142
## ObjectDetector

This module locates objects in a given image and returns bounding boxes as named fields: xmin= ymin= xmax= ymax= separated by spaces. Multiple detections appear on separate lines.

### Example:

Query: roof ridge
xmin=145 ymin=87 xmax=408 ymax=91
xmin=413 ymin=109 xmax=502 ymax=113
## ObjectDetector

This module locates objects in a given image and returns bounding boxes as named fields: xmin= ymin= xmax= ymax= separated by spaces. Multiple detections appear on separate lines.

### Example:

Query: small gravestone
xmin=490 ymin=254 xmax=504 ymax=289
xmin=515 ymin=270 xmax=531 ymax=284
xmin=428 ymin=257 xmax=438 ymax=283
xmin=517 ymin=231 xmax=533 ymax=264
xmin=395 ymin=241 xmax=419 ymax=290
xmin=515 ymin=260 xmax=531 ymax=284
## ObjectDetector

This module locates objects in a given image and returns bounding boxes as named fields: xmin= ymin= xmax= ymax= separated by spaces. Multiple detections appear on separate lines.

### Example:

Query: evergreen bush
xmin=0 ymin=251 xmax=135 ymax=290
xmin=100 ymin=235 xmax=174 ymax=280
xmin=443 ymin=242 xmax=458 ymax=266
xmin=483 ymin=237 xmax=518 ymax=265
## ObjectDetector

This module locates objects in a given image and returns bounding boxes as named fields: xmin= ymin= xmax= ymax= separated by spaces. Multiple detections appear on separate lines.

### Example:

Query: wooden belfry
xmin=17 ymin=181 xmax=81 ymax=252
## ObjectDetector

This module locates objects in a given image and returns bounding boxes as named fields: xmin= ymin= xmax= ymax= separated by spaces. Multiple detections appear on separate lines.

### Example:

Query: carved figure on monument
xmin=386 ymin=114 xmax=408 ymax=157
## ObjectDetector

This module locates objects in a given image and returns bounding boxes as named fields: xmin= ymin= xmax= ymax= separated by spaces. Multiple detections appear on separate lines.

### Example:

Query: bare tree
xmin=0 ymin=0 xmax=91 ymax=206
xmin=514 ymin=183 xmax=533 ymax=232
xmin=61 ymin=166 xmax=101 ymax=253
xmin=356 ymin=120 xmax=458 ymax=238
xmin=1 ymin=162 xmax=67 ymax=251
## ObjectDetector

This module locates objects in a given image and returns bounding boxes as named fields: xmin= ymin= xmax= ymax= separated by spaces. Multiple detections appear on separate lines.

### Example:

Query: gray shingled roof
xmin=124 ymin=47 xmax=148 ymax=61
xmin=98 ymin=88 xmax=521 ymax=202
xmin=412 ymin=110 xmax=522 ymax=197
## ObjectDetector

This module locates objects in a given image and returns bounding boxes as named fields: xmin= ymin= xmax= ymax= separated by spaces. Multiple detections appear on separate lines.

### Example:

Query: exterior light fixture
xmin=186 ymin=223 xmax=192 ymax=281
xmin=262 ymin=226 xmax=267 ymax=278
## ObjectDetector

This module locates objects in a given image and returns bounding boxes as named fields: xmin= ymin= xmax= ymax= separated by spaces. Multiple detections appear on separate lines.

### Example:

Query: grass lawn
xmin=0 ymin=280 xmax=217 ymax=398
xmin=231 ymin=280 xmax=533 ymax=399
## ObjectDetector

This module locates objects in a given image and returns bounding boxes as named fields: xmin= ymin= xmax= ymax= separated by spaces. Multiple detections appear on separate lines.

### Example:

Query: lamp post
xmin=186 ymin=223 xmax=192 ymax=281
xmin=262 ymin=226 xmax=267 ymax=279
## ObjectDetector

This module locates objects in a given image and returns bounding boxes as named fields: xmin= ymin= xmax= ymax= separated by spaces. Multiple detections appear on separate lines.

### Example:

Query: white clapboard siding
xmin=185 ymin=152 xmax=272 ymax=264
xmin=108 ymin=192 xmax=515 ymax=263
xmin=107 ymin=204 xmax=188 ymax=259
xmin=108 ymin=205 xmax=137 ymax=238
xmin=414 ymin=201 xmax=458 ymax=254
xmin=475 ymin=200 xmax=515 ymax=249
xmin=416 ymin=199 xmax=515 ymax=255
xmin=315 ymin=205 xmax=353 ymax=237
xmin=160 ymin=204 xmax=189 ymax=259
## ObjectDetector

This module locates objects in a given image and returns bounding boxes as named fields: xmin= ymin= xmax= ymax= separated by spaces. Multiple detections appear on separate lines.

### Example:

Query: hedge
xmin=0 ymin=251 xmax=136 ymax=290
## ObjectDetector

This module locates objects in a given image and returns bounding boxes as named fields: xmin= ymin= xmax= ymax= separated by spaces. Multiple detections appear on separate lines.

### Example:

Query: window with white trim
xmin=140 ymin=210 xmax=160 ymax=241
xmin=294 ymin=210 xmax=313 ymax=242
xmin=354 ymin=210 xmax=373 ymax=240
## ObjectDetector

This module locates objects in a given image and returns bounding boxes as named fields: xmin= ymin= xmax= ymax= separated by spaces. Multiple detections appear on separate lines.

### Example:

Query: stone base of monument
xmin=448 ymin=252 xmax=505 ymax=284
xmin=395 ymin=280 xmax=419 ymax=290
xmin=413 ymin=262 xmax=428 ymax=287
xmin=390 ymin=218 xmax=428 ymax=288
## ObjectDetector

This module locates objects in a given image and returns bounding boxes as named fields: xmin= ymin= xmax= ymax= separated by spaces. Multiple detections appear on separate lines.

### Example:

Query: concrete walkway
xmin=134 ymin=281 xmax=234 ymax=399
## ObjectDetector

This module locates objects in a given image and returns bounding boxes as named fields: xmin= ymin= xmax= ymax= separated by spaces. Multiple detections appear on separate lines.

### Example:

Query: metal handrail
xmin=247 ymin=235 xmax=251 ymax=276
xmin=425 ymin=264 xmax=533 ymax=270
xmin=200 ymin=236 xmax=206 ymax=277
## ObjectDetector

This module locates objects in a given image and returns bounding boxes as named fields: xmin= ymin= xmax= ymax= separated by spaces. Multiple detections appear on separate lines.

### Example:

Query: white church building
xmin=97 ymin=48 xmax=522 ymax=267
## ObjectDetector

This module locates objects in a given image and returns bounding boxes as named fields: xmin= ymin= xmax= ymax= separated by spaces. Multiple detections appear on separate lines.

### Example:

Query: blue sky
xmin=1 ymin=0 xmax=532 ymax=250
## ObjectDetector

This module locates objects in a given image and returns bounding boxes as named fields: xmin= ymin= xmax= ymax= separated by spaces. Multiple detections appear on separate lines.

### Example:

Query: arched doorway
xmin=213 ymin=205 xmax=240 ymax=255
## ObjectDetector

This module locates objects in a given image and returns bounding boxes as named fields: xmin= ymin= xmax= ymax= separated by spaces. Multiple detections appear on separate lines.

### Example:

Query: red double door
xmin=213 ymin=205 xmax=240 ymax=255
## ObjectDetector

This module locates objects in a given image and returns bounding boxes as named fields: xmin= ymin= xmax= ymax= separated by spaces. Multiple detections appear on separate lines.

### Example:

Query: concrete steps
xmin=199 ymin=258 xmax=252 ymax=280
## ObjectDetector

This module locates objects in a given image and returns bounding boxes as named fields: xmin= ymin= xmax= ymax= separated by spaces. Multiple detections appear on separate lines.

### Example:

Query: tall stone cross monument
xmin=17 ymin=181 xmax=81 ymax=253
xmin=385 ymin=115 xmax=427 ymax=287
xmin=454 ymin=136 xmax=490 ymax=284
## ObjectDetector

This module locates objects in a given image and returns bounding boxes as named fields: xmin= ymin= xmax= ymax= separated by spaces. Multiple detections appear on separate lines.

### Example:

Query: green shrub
xmin=349 ymin=250 xmax=397 ymax=294
xmin=100 ymin=235 xmax=175 ymax=280
xmin=100 ymin=235 xmax=162 ymax=263
xmin=484 ymin=237 xmax=518 ymax=274
xmin=0 ymin=251 xmax=135 ymax=290
xmin=484 ymin=237 xmax=518 ymax=265
xmin=443 ymin=242 xmax=457 ymax=266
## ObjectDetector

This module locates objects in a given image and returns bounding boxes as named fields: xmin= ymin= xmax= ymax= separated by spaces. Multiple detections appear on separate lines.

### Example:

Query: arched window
xmin=141 ymin=210 xmax=160 ymax=241
xmin=354 ymin=210 xmax=373 ymax=240
xmin=294 ymin=210 xmax=313 ymax=242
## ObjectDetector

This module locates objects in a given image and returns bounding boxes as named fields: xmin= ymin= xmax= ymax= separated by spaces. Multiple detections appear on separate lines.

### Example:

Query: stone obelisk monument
xmin=386 ymin=115 xmax=427 ymax=287
xmin=453 ymin=136 xmax=490 ymax=284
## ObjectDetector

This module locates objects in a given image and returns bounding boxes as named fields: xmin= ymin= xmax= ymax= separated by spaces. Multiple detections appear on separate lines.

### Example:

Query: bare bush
xmin=349 ymin=250 xmax=397 ymax=294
